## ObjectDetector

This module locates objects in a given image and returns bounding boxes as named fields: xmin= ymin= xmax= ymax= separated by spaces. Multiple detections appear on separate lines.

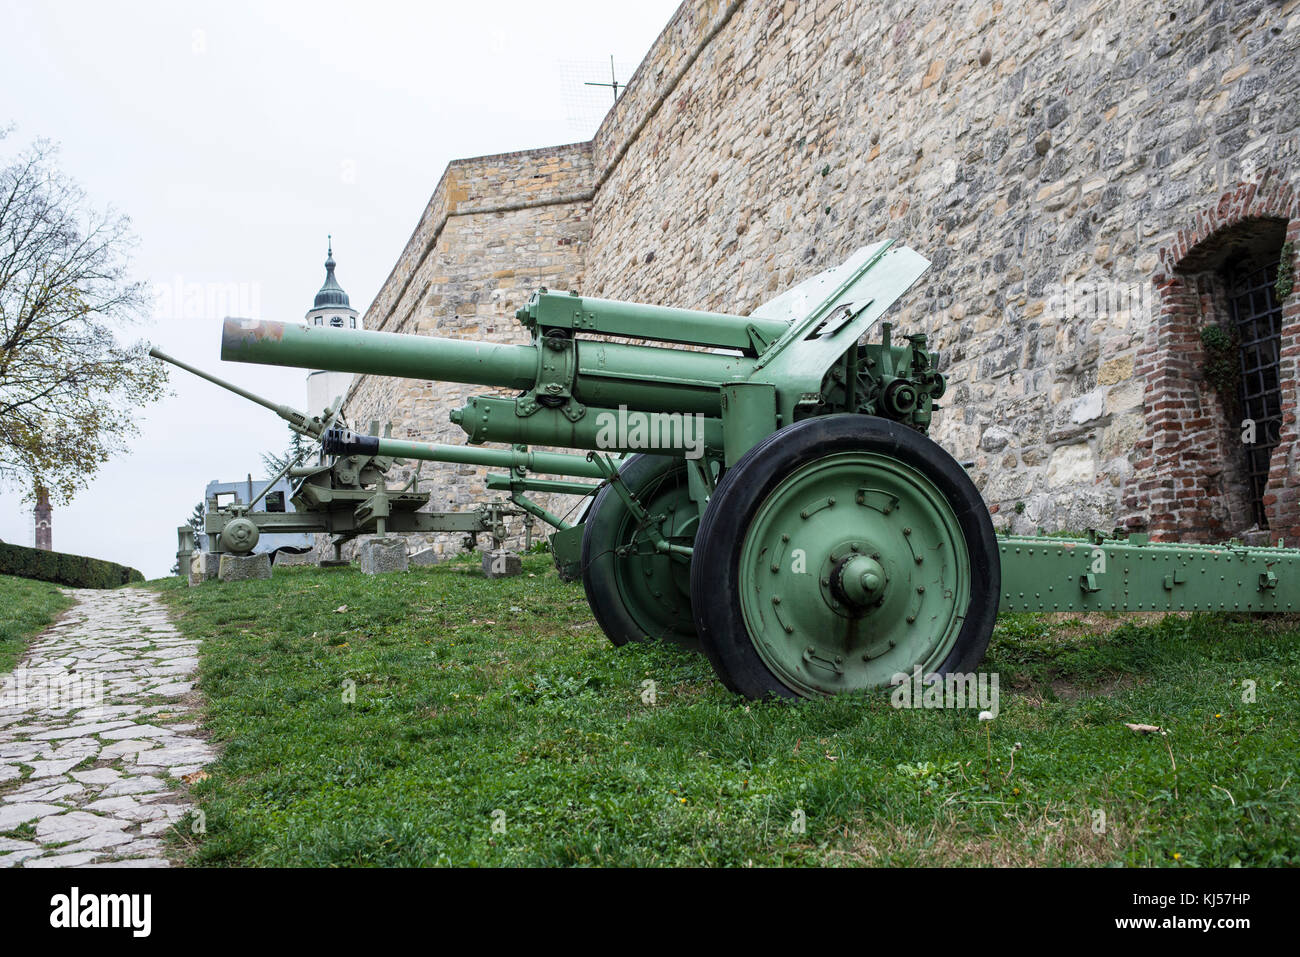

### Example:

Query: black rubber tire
xmin=581 ymin=454 xmax=697 ymax=646
xmin=690 ymin=414 xmax=1000 ymax=700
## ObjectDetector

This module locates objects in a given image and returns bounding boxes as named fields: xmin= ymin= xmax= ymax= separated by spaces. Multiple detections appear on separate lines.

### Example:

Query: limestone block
xmin=188 ymin=553 xmax=219 ymax=587
xmin=1069 ymin=389 xmax=1107 ymax=425
xmin=1097 ymin=355 xmax=1135 ymax=385
xmin=358 ymin=539 xmax=409 ymax=575
xmin=273 ymin=549 xmax=318 ymax=567
xmin=217 ymin=553 xmax=272 ymax=583
xmin=409 ymin=547 xmax=443 ymax=567
xmin=482 ymin=549 xmax=522 ymax=579
xmin=1104 ymin=379 xmax=1145 ymax=416
xmin=1099 ymin=413 xmax=1144 ymax=461
xmin=979 ymin=425 xmax=1015 ymax=453
xmin=1047 ymin=443 xmax=1096 ymax=488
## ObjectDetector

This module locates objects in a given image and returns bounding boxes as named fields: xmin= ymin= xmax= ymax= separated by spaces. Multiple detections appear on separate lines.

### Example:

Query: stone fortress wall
xmin=342 ymin=143 xmax=595 ymax=557
xmin=345 ymin=0 xmax=1300 ymax=559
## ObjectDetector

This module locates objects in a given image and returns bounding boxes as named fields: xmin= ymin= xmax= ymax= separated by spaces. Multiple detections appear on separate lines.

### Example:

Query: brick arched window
xmin=1131 ymin=171 xmax=1300 ymax=544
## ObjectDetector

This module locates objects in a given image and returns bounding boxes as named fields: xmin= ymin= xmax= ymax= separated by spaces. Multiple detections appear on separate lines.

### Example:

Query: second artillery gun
xmin=218 ymin=241 xmax=1300 ymax=700
xmin=150 ymin=348 xmax=604 ymax=573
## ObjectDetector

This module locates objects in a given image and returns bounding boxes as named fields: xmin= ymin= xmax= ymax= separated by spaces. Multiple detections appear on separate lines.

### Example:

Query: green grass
xmin=153 ymin=558 xmax=1300 ymax=867
xmin=0 ymin=573 xmax=74 ymax=674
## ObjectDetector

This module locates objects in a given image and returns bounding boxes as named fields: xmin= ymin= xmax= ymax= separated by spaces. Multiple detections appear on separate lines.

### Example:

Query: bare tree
xmin=0 ymin=130 xmax=167 ymax=501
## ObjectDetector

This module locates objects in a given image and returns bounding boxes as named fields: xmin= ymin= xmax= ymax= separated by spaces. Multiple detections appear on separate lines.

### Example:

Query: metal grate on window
xmin=1226 ymin=258 xmax=1284 ymax=528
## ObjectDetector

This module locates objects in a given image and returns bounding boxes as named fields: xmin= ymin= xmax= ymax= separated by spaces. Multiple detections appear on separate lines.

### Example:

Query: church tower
xmin=33 ymin=485 xmax=52 ymax=551
xmin=304 ymin=237 xmax=361 ymax=415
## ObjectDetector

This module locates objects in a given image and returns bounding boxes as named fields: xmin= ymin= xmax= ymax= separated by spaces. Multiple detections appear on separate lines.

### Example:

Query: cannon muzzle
xmin=322 ymin=427 xmax=378 ymax=457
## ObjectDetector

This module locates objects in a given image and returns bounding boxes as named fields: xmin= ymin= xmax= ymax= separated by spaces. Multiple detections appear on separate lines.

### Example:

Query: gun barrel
xmin=221 ymin=319 xmax=754 ymax=416
xmin=322 ymin=428 xmax=607 ymax=479
xmin=149 ymin=346 xmax=318 ymax=434
xmin=222 ymin=319 xmax=537 ymax=391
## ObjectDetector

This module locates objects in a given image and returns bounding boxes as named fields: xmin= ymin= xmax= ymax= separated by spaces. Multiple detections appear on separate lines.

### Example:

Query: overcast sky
xmin=0 ymin=0 xmax=679 ymax=578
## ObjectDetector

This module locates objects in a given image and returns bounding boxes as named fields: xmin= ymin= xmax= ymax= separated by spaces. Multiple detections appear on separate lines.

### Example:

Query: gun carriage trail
xmin=0 ymin=588 xmax=214 ymax=868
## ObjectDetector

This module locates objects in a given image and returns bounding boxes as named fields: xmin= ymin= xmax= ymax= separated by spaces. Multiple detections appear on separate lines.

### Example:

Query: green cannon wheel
xmin=581 ymin=454 xmax=698 ymax=646
xmin=690 ymin=414 xmax=998 ymax=699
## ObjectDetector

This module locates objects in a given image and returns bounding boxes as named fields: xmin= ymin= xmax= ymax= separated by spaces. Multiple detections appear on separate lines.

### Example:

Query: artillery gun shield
xmin=690 ymin=414 xmax=999 ymax=699
xmin=580 ymin=454 xmax=698 ymax=646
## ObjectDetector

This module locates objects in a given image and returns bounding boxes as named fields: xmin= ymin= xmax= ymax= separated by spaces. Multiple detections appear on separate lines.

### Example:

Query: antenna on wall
xmin=584 ymin=55 xmax=624 ymax=104
xmin=558 ymin=57 xmax=631 ymax=139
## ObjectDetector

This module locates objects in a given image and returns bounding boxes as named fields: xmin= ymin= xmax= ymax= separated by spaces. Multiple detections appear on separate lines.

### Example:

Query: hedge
xmin=0 ymin=541 xmax=144 ymax=589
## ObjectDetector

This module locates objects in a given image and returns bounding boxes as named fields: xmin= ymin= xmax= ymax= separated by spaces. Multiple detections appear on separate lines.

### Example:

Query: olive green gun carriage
xmin=320 ymin=427 xmax=606 ymax=579
xmin=219 ymin=241 xmax=1300 ymax=700
xmin=148 ymin=349 xmax=602 ymax=569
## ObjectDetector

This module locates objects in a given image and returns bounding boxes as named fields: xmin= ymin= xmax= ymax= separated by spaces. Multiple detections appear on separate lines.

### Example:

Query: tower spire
xmin=313 ymin=235 xmax=349 ymax=308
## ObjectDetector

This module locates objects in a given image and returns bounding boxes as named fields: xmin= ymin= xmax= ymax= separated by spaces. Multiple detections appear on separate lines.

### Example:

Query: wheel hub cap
xmin=833 ymin=554 xmax=887 ymax=609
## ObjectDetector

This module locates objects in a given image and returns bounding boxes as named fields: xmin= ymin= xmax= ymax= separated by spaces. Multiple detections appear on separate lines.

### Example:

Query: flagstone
xmin=0 ymin=588 xmax=214 ymax=868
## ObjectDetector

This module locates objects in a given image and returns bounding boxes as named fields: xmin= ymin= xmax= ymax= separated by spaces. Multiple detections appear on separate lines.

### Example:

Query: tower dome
xmin=304 ymin=236 xmax=360 ymax=330
xmin=304 ymin=235 xmax=361 ymax=415
xmin=313 ymin=238 xmax=351 ymax=309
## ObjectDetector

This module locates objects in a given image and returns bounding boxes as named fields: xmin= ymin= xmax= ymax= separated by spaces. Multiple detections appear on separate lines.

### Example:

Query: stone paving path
xmin=0 ymin=587 xmax=214 ymax=868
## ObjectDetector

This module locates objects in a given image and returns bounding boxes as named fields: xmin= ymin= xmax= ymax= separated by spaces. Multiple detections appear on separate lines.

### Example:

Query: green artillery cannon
xmin=319 ymin=428 xmax=605 ymax=577
xmin=149 ymin=349 xmax=600 ymax=569
xmin=220 ymin=241 xmax=1300 ymax=699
